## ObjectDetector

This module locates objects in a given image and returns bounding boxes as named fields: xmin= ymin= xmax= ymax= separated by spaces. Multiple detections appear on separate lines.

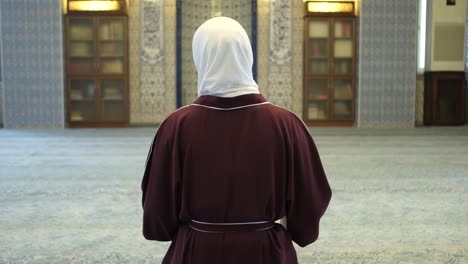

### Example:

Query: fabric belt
xmin=188 ymin=219 xmax=275 ymax=233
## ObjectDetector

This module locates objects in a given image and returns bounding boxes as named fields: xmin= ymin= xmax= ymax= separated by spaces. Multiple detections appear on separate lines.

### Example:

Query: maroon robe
xmin=141 ymin=94 xmax=332 ymax=263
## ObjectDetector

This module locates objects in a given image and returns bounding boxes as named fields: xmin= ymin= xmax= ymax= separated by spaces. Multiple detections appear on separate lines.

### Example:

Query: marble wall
xmin=129 ymin=0 xmax=177 ymax=124
xmin=264 ymin=0 xmax=294 ymax=110
xmin=415 ymin=75 xmax=425 ymax=126
xmin=256 ymin=0 xmax=303 ymax=116
xmin=291 ymin=0 xmax=305 ymax=116
xmin=180 ymin=0 xmax=253 ymax=106
xmin=0 ymin=0 xmax=65 ymax=128
xmin=465 ymin=1 xmax=468 ymax=123
xmin=357 ymin=0 xmax=418 ymax=128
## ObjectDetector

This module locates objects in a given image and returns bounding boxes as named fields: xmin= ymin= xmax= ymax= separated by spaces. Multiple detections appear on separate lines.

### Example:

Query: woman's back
xmin=141 ymin=94 xmax=331 ymax=263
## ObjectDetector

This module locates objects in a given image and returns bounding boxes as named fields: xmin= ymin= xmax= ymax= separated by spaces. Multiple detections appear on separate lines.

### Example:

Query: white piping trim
xmin=145 ymin=101 xmax=269 ymax=168
xmin=188 ymin=226 xmax=220 ymax=233
xmin=191 ymin=219 xmax=272 ymax=225
xmin=188 ymin=225 xmax=275 ymax=233
xmin=255 ymin=225 xmax=275 ymax=231
xmin=191 ymin=101 xmax=270 ymax=111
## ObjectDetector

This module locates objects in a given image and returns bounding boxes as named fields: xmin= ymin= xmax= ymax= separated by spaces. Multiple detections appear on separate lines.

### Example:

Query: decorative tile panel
xmin=357 ymin=0 xmax=418 ymax=128
xmin=138 ymin=0 xmax=167 ymax=118
xmin=269 ymin=0 xmax=292 ymax=65
xmin=129 ymin=0 xmax=176 ymax=124
xmin=139 ymin=0 xmax=166 ymax=116
xmin=139 ymin=64 xmax=167 ymax=115
xmin=266 ymin=0 xmax=293 ymax=110
xmin=141 ymin=0 xmax=165 ymax=64
xmin=267 ymin=64 xmax=293 ymax=110
xmin=0 ymin=0 xmax=65 ymax=128
xmin=181 ymin=0 xmax=252 ymax=106
xmin=163 ymin=1 xmax=177 ymax=119
xmin=259 ymin=0 xmax=302 ymax=115
xmin=128 ymin=0 xmax=142 ymax=123
xmin=256 ymin=0 xmax=269 ymax=96
xmin=292 ymin=0 xmax=304 ymax=116
xmin=355 ymin=10 xmax=360 ymax=124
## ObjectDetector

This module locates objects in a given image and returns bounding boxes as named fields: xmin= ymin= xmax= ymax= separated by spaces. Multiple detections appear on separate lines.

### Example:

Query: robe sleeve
xmin=285 ymin=120 xmax=332 ymax=247
xmin=141 ymin=121 xmax=181 ymax=241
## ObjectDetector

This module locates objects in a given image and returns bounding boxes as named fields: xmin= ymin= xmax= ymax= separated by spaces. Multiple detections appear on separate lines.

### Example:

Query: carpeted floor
xmin=0 ymin=127 xmax=467 ymax=263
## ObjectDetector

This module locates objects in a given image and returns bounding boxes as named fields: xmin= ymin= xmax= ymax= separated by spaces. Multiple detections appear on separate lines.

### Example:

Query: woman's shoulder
xmin=263 ymin=103 xmax=306 ymax=124
xmin=155 ymin=105 xmax=196 ymax=132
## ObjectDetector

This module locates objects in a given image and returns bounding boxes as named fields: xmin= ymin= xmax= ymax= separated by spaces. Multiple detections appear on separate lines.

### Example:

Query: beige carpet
xmin=1 ymin=127 xmax=467 ymax=263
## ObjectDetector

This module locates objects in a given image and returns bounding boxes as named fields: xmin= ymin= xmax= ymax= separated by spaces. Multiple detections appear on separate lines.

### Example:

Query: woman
xmin=141 ymin=16 xmax=332 ymax=264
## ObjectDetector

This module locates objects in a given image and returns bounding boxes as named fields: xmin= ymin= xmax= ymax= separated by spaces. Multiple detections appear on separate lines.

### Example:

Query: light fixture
xmin=63 ymin=0 xmax=128 ymax=15
xmin=307 ymin=1 xmax=354 ymax=14
xmin=69 ymin=1 xmax=121 ymax=12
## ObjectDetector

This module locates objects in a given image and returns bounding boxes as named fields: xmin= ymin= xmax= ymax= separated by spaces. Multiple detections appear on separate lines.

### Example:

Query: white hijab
xmin=192 ymin=17 xmax=259 ymax=98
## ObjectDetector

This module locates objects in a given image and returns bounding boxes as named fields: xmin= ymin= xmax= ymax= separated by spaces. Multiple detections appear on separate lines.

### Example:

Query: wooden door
xmin=304 ymin=18 xmax=332 ymax=121
xmin=330 ymin=18 xmax=355 ymax=121
xmin=67 ymin=16 xmax=97 ymax=75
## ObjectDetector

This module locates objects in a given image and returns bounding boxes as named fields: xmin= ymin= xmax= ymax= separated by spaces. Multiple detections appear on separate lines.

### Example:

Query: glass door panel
xmin=334 ymin=39 xmax=353 ymax=74
xmin=309 ymin=20 xmax=329 ymax=38
xmin=333 ymin=19 xmax=353 ymax=74
xmin=98 ymin=18 xmax=125 ymax=74
xmin=309 ymin=40 xmax=328 ymax=74
xmin=333 ymin=79 xmax=353 ymax=100
xmin=334 ymin=58 xmax=353 ymax=74
xmin=332 ymin=79 xmax=353 ymax=120
xmin=308 ymin=101 xmax=329 ymax=120
xmin=100 ymin=42 xmax=124 ymax=56
xmin=98 ymin=18 xmax=124 ymax=40
xmin=101 ymin=79 xmax=125 ymax=121
xmin=334 ymin=40 xmax=352 ymax=58
xmin=69 ymin=18 xmax=95 ymax=74
xmin=307 ymin=79 xmax=329 ymax=120
xmin=334 ymin=20 xmax=353 ymax=39
xmin=308 ymin=20 xmax=329 ymax=74
xmin=333 ymin=100 xmax=353 ymax=120
xmin=308 ymin=79 xmax=329 ymax=100
xmin=69 ymin=80 xmax=96 ymax=121
xmin=69 ymin=18 xmax=93 ymax=40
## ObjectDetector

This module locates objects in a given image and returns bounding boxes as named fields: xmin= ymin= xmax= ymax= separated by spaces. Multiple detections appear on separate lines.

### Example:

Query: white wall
xmin=426 ymin=0 xmax=467 ymax=71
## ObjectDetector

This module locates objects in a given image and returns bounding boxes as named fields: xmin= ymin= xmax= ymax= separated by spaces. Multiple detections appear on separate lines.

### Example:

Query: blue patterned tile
xmin=357 ymin=0 xmax=418 ymax=128
xmin=0 ymin=0 xmax=65 ymax=128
